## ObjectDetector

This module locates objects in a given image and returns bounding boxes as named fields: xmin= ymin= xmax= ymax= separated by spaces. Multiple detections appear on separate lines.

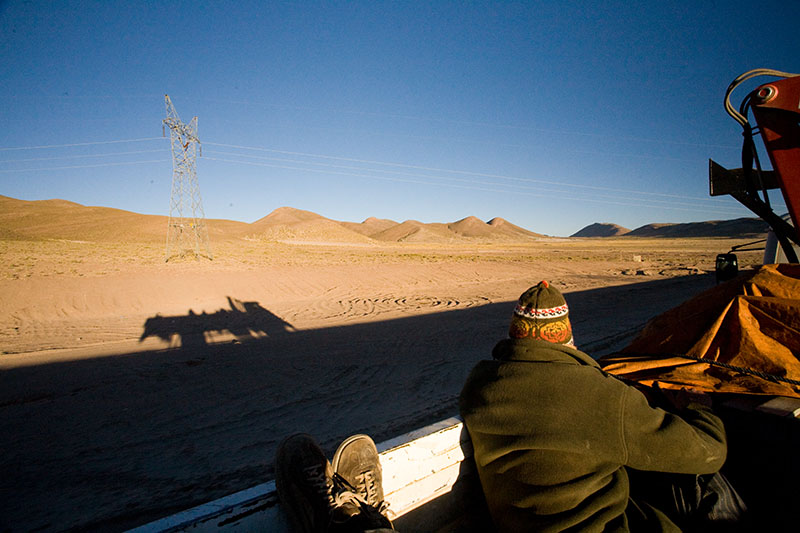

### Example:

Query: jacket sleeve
xmin=619 ymin=385 xmax=727 ymax=474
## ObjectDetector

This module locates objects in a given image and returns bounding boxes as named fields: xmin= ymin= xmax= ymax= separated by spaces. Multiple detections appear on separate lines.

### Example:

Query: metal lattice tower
xmin=163 ymin=94 xmax=212 ymax=261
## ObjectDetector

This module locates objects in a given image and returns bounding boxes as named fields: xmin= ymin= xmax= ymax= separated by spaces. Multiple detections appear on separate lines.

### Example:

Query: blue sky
xmin=1 ymin=1 xmax=797 ymax=236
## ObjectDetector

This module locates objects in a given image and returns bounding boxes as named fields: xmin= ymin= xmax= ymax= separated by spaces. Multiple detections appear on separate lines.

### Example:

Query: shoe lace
xmin=356 ymin=471 xmax=378 ymax=504
xmin=302 ymin=463 xmax=336 ymax=507
xmin=333 ymin=472 xmax=390 ymax=517
xmin=329 ymin=489 xmax=363 ymax=524
xmin=329 ymin=485 xmax=393 ymax=530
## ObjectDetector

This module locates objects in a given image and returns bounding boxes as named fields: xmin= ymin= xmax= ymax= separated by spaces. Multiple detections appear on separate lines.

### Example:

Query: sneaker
xmin=332 ymin=434 xmax=391 ymax=519
xmin=275 ymin=433 xmax=392 ymax=533
xmin=275 ymin=433 xmax=338 ymax=533
xmin=328 ymin=488 xmax=393 ymax=532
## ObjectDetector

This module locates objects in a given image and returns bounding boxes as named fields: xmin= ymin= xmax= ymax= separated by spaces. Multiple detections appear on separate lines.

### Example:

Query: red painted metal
xmin=751 ymin=76 xmax=800 ymax=233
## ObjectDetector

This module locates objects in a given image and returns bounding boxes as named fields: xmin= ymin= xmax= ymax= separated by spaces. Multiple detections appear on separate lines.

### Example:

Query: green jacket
xmin=459 ymin=339 xmax=727 ymax=532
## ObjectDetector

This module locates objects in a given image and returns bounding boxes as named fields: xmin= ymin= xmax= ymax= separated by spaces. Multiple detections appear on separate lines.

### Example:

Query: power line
xmin=202 ymin=156 xmax=750 ymax=215
xmin=0 ymin=135 xmax=772 ymax=217
xmin=0 ymin=137 xmax=165 ymax=152
xmin=0 ymin=143 xmax=752 ymax=214
xmin=0 ymin=137 xmax=733 ymax=205
xmin=0 ymin=159 xmax=169 ymax=173
xmin=190 ymin=97 xmax=741 ymax=150
xmin=0 ymin=133 xmax=728 ymax=209
xmin=203 ymin=149 xmax=737 ymax=209
xmin=0 ymin=149 xmax=165 ymax=163
xmin=202 ymin=142 xmax=745 ymax=204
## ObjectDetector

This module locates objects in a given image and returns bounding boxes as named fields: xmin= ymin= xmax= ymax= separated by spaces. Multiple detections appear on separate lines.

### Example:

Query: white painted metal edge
xmin=128 ymin=416 xmax=467 ymax=532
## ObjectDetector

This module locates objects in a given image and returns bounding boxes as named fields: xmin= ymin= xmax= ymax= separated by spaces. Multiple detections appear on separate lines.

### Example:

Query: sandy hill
xmin=339 ymin=217 xmax=399 ymax=238
xmin=0 ymin=195 xmax=248 ymax=243
xmin=370 ymin=220 xmax=455 ymax=243
xmin=343 ymin=215 xmax=545 ymax=242
xmin=250 ymin=210 xmax=545 ymax=243
xmin=0 ymin=196 xmax=543 ymax=245
xmin=252 ymin=206 xmax=323 ymax=225
xmin=2 ymin=195 xmax=767 ymax=244
xmin=626 ymin=218 xmax=769 ymax=238
xmin=248 ymin=207 xmax=374 ymax=243
xmin=448 ymin=216 xmax=498 ymax=238
xmin=0 ymin=195 xmax=165 ymax=242
xmin=488 ymin=217 xmax=545 ymax=238
xmin=448 ymin=216 xmax=546 ymax=240
xmin=571 ymin=223 xmax=631 ymax=238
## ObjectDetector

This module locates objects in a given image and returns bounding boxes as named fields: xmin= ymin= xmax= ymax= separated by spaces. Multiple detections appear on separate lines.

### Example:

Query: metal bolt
xmin=755 ymin=85 xmax=777 ymax=104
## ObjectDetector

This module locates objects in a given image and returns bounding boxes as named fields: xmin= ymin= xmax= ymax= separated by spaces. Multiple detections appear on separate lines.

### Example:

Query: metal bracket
xmin=709 ymin=160 xmax=778 ymax=197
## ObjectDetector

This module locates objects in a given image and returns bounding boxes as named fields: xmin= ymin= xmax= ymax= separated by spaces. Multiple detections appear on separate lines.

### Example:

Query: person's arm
xmin=619 ymin=384 xmax=726 ymax=474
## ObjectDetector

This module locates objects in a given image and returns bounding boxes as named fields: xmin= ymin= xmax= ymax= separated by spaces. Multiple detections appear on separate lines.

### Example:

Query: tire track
xmin=291 ymin=294 xmax=492 ymax=323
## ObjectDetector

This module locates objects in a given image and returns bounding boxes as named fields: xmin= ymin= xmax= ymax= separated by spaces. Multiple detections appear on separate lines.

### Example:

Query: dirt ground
xmin=0 ymin=237 xmax=763 ymax=532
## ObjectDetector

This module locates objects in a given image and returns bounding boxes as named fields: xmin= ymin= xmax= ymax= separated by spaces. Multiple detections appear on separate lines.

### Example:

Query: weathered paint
xmin=128 ymin=417 xmax=472 ymax=532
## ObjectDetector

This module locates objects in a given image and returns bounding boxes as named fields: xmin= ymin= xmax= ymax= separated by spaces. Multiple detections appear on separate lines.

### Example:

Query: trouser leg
xmin=628 ymin=470 xmax=748 ymax=532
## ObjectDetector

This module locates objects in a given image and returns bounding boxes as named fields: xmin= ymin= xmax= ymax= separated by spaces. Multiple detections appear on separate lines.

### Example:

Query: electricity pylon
xmin=163 ymin=94 xmax=212 ymax=261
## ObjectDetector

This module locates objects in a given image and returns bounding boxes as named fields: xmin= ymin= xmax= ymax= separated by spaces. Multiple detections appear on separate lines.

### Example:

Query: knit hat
xmin=509 ymin=280 xmax=574 ymax=346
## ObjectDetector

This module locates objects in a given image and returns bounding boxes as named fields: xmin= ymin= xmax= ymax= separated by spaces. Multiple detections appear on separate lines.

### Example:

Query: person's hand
xmin=637 ymin=382 xmax=663 ymax=405
xmin=660 ymin=386 xmax=713 ymax=410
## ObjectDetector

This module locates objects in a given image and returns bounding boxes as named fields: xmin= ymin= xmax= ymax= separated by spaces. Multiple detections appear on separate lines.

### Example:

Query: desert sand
xmin=0 ymin=198 xmax=765 ymax=531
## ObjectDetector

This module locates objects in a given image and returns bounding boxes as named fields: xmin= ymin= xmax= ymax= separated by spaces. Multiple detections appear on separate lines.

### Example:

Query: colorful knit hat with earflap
xmin=509 ymin=281 xmax=574 ymax=346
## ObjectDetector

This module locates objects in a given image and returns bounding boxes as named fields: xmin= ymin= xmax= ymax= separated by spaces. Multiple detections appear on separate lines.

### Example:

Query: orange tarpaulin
xmin=600 ymin=264 xmax=800 ymax=398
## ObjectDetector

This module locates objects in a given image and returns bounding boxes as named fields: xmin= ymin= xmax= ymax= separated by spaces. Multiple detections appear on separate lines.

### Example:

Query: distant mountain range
xmin=0 ymin=195 xmax=768 ymax=244
xmin=570 ymin=218 xmax=769 ymax=238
